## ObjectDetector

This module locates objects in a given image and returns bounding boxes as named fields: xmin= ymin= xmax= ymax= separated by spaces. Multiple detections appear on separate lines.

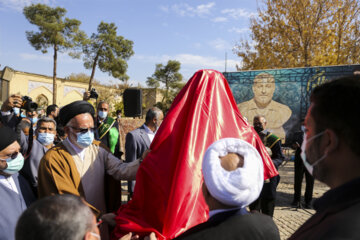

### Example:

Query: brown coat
xmin=37 ymin=139 xmax=139 ymax=216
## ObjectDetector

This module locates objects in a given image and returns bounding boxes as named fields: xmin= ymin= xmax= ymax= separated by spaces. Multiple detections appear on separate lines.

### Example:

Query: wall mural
xmin=28 ymin=80 xmax=53 ymax=93
xmin=224 ymin=65 xmax=360 ymax=145
xmin=63 ymin=86 xmax=85 ymax=97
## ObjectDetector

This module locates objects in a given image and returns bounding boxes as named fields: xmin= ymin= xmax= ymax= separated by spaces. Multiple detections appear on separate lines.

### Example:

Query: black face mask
xmin=254 ymin=125 xmax=264 ymax=133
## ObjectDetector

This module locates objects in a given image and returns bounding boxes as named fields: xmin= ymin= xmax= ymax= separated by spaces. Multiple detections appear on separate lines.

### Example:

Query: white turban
xmin=202 ymin=138 xmax=264 ymax=208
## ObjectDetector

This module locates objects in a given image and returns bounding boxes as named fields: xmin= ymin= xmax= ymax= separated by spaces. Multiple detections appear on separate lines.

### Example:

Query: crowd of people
xmin=0 ymin=74 xmax=360 ymax=240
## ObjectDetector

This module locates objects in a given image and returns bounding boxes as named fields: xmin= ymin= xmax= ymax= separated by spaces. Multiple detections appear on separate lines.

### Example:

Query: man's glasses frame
xmin=69 ymin=126 xmax=95 ymax=134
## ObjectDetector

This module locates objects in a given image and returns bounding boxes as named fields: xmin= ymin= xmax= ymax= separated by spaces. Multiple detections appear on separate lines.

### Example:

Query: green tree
xmin=234 ymin=0 xmax=360 ymax=70
xmin=146 ymin=60 xmax=183 ymax=110
xmin=23 ymin=4 xmax=86 ymax=104
xmin=82 ymin=21 xmax=134 ymax=90
xmin=67 ymin=73 xmax=97 ymax=83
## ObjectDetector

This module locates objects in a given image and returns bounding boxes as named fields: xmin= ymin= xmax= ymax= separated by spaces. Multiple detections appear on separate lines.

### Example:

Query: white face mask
xmin=90 ymin=232 xmax=101 ymax=240
xmin=300 ymin=131 xmax=326 ymax=175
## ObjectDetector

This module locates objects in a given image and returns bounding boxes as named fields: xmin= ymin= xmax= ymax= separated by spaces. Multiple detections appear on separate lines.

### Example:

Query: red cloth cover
xmin=112 ymin=69 xmax=278 ymax=240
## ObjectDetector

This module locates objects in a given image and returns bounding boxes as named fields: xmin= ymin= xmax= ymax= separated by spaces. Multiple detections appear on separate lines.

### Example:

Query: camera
xmin=21 ymin=96 xmax=38 ymax=111
xmin=89 ymin=88 xmax=99 ymax=99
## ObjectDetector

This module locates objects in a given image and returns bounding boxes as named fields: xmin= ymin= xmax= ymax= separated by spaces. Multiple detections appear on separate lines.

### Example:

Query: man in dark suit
xmin=249 ymin=115 xmax=284 ymax=217
xmin=175 ymin=138 xmax=280 ymax=240
xmin=289 ymin=76 xmax=360 ymax=239
xmin=125 ymin=107 xmax=163 ymax=197
xmin=291 ymin=119 xmax=314 ymax=209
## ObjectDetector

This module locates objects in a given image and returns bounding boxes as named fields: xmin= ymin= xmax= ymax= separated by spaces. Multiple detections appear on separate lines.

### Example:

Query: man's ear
xmin=323 ymin=129 xmax=339 ymax=155
xmin=83 ymin=231 xmax=91 ymax=240
xmin=64 ymin=126 xmax=70 ymax=135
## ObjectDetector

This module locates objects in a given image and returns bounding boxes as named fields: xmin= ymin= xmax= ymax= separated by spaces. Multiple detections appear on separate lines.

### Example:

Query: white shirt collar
xmin=64 ymin=138 xmax=86 ymax=161
xmin=0 ymin=174 xmax=19 ymax=194
xmin=143 ymin=124 xmax=156 ymax=143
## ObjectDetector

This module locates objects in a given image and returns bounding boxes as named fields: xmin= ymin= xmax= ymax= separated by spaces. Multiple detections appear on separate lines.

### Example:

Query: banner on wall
xmin=224 ymin=64 xmax=360 ymax=144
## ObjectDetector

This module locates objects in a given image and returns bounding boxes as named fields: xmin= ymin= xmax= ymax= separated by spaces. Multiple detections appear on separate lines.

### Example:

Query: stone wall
xmin=117 ymin=118 xmax=145 ymax=154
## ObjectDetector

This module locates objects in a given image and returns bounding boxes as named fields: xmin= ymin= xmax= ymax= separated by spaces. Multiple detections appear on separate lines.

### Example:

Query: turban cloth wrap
xmin=59 ymin=101 xmax=95 ymax=126
xmin=0 ymin=126 xmax=18 ymax=152
xmin=202 ymin=138 xmax=264 ymax=208
xmin=112 ymin=69 xmax=278 ymax=240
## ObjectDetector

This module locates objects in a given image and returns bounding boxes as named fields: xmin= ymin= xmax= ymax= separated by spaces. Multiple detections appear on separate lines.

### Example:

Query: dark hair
xmin=15 ymin=194 xmax=94 ymax=240
xmin=36 ymin=117 xmax=57 ymax=131
xmin=46 ymin=104 xmax=58 ymax=116
xmin=310 ymin=75 xmax=360 ymax=156
xmin=253 ymin=115 xmax=266 ymax=123
xmin=97 ymin=101 xmax=109 ymax=109
xmin=145 ymin=107 xmax=163 ymax=123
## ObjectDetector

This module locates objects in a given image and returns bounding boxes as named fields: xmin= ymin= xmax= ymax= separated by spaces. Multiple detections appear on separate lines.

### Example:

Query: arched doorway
xmin=36 ymin=94 xmax=49 ymax=109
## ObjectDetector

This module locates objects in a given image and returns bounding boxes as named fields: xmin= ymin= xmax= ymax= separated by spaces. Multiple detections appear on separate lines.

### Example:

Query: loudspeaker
xmin=123 ymin=89 xmax=142 ymax=117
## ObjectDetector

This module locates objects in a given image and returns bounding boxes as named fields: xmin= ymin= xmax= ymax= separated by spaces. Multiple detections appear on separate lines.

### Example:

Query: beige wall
xmin=7 ymin=70 xmax=87 ymax=107
xmin=2 ymin=67 xmax=162 ymax=113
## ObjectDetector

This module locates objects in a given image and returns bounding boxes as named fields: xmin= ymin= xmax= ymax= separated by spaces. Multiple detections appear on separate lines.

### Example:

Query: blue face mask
xmin=76 ymin=130 xmax=94 ymax=148
xmin=20 ymin=113 xmax=26 ymax=118
xmin=98 ymin=111 xmax=108 ymax=119
xmin=3 ymin=153 xmax=24 ymax=175
xmin=37 ymin=132 xmax=55 ymax=146
xmin=30 ymin=117 xmax=38 ymax=124
xmin=13 ymin=107 xmax=20 ymax=115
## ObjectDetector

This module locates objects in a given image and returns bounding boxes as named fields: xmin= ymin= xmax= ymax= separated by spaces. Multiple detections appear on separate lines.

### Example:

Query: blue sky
xmin=0 ymin=0 xmax=259 ymax=87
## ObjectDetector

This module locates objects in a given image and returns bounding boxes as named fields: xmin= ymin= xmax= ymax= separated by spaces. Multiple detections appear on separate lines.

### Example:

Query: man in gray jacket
xmin=125 ymin=107 xmax=163 ymax=197
xmin=20 ymin=117 xmax=56 ymax=195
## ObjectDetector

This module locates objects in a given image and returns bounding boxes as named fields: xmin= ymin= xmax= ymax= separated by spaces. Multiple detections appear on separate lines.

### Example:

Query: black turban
xmin=59 ymin=101 xmax=95 ymax=126
xmin=0 ymin=126 xmax=18 ymax=152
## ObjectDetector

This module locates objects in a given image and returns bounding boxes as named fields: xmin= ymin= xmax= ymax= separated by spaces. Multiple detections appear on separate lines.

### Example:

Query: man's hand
xmin=101 ymin=213 xmax=117 ymax=227
xmin=1 ymin=94 xmax=22 ymax=112
xmin=144 ymin=232 xmax=157 ymax=240
xmin=118 ymin=232 xmax=157 ymax=240
xmin=142 ymin=149 xmax=151 ymax=161
xmin=83 ymin=91 xmax=91 ymax=101
xmin=118 ymin=232 xmax=140 ymax=240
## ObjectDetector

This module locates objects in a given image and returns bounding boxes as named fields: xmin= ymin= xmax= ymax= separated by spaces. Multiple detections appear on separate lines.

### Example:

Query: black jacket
xmin=289 ymin=177 xmax=360 ymax=239
xmin=174 ymin=210 xmax=280 ymax=240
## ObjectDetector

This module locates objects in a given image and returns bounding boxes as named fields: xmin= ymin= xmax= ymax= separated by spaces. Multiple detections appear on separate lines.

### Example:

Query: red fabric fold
xmin=112 ymin=69 xmax=278 ymax=240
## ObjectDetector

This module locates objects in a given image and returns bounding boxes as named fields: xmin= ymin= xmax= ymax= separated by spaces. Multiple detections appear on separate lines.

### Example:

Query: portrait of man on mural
xmin=237 ymin=72 xmax=292 ymax=141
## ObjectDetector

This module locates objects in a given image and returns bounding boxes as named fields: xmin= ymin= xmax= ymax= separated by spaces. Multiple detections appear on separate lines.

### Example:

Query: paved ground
xmin=273 ymin=161 xmax=329 ymax=239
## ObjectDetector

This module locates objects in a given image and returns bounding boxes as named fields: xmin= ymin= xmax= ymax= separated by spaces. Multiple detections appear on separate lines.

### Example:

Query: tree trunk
xmin=88 ymin=54 xmax=99 ymax=91
xmin=53 ymin=44 xmax=58 ymax=105
xmin=164 ymin=77 xmax=169 ymax=103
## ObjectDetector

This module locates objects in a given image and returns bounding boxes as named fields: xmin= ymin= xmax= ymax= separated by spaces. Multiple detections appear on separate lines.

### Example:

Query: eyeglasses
xmin=69 ymin=126 xmax=95 ymax=134
xmin=0 ymin=152 xmax=19 ymax=161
